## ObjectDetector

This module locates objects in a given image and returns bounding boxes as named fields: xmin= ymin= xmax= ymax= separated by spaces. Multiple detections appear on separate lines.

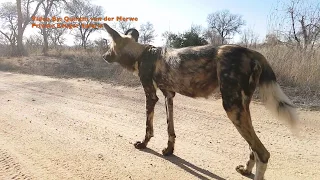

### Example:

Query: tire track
xmin=0 ymin=148 xmax=32 ymax=180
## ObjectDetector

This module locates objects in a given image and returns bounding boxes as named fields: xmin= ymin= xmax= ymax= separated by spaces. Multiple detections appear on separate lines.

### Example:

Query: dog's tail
xmin=257 ymin=56 xmax=298 ymax=130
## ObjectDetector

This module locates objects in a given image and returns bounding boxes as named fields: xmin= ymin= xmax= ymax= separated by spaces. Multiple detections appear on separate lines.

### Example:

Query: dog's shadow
xmin=140 ymin=148 xmax=227 ymax=180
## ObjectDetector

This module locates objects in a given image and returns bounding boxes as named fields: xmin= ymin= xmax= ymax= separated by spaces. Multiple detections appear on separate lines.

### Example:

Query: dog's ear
xmin=125 ymin=28 xmax=139 ymax=42
xmin=104 ymin=23 xmax=121 ymax=41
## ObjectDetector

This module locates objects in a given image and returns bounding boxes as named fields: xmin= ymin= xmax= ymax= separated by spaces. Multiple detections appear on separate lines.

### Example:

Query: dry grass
xmin=257 ymin=45 xmax=320 ymax=107
xmin=0 ymin=48 xmax=141 ymax=87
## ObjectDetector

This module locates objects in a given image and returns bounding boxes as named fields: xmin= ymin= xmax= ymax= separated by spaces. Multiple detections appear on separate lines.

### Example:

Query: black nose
xmin=102 ymin=54 xmax=107 ymax=60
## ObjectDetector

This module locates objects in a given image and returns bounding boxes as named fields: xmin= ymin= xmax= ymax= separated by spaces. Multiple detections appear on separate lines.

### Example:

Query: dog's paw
xmin=162 ymin=147 xmax=174 ymax=156
xmin=134 ymin=141 xmax=146 ymax=149
xmin=236 ymin=165 xmax=252 ymax=176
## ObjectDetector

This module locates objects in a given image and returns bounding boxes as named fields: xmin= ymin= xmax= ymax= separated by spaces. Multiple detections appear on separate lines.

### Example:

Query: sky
xmin=1 ymin=0 xmax=283 ymax=46
xmin=91 ymin=0 xmax=280 ymax=46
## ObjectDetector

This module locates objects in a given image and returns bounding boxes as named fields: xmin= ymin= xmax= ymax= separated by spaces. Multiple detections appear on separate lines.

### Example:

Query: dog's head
xmin=102 ymin=23 xmax=145 ymax=70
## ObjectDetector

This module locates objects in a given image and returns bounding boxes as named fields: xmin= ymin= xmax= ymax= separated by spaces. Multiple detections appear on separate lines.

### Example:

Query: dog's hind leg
xmin=160 ymin=90 xmax=176 ymax=156
xmin=219 ymin=59 xmax=269 ymax=180
xmin=236 ymin=148 xmax=255 ymax=176
xmin=221 ymin=89 xmax=270 ymax=180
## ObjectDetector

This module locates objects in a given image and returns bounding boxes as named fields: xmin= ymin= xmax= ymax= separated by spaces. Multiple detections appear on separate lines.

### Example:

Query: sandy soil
xmin=0 ymin=71 xmax=319 ymax=180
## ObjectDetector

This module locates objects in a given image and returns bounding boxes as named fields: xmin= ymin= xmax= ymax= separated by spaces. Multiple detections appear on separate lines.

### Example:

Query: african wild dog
xmin=102 ymin=23 xmax=298 ymax=180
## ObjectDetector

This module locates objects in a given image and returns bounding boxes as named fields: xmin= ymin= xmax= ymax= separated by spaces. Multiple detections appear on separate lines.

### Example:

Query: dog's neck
xmin=117 ymin=44 xmax=152 ymax=72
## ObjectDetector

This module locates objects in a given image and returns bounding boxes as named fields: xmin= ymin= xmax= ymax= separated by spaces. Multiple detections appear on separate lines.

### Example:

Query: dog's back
xmin=152 ymin=44 xmax=219 ymax=98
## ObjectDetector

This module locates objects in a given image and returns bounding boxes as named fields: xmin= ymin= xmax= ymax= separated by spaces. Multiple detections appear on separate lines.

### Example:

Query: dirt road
xmin=0 ymin=71 xmax=319 ymax=180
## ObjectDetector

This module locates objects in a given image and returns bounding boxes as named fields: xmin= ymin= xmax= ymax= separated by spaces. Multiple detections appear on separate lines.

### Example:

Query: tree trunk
xmin=82 ymin=36 xmax=87 ymax=49
xmin=16 ymin=0 xmax=27 ymax=56
xmin=10 ymin=37 xmax=17 ymax=56
xmin=42 ymin=0 xmax=54 ymax=55
xmin=83 ymin=41 xmax=87 ymax=49
xmin=42 ymin=25 xmax=49 ymax=55
xmin=299 ymin=16 xmax=309 ymax=51
xmin=16 ymin=0 xmax=44 ymax=56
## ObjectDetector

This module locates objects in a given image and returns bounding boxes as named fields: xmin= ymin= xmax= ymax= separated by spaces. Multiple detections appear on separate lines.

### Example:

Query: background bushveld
xmin=0 ymin=0 xmax=319 ymax=108
xmin=0 ymin=48 xmax=141 ymax=87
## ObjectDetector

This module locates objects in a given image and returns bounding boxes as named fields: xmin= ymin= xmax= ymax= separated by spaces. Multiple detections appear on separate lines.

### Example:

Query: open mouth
xmin=102 ymin=56 xmax=112 ymax=63
xmin=103 ymin=59 xmax=111 ymax=64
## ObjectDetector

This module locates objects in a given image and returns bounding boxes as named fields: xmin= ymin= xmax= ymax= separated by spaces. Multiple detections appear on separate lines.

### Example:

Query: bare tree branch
xmin=65 ymin=0 xmax=103 ymax=49
xmin=139 ymin=22 xmax=156 ymax=44
xmin=207 ymin=10 xmax=245 ymax=44
xmin=113 ymin=21 xmax=134 ymax=34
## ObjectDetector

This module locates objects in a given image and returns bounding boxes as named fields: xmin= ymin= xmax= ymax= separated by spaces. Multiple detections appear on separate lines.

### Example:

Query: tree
xmin=240 ymin=28 xmax=259 ymax=48
xmin=25 ymin=34 xmax=43 ymax=53
xmin=180 ymin=25 xmax=208 ymax=47
xmin=45 ymin=6 xmax=66 ymax=48
xmin=16 ymin=0 xmax=44 ymax=56
xmin=162 ymin=31 xmax=182 ymax=48
xmin=264 ymin=33 xmax=282 ymax=45
xmin=48 ymin=27 xmax=67 ymax=48
xmin=113 ymin=21 xmax=134 ymax=34
xmin=139 ymin=21 xmax=156 ymax=44
xmin=286 ymin=0 xmax=320 ymax=50
xmin=207 ymin=10 xmax=245 ymax=44
xmin=204 ymin=28 xmax=223 ymax=46
xmin=163 ymin=25 xmax=208 ymax=48
xmin=1 ymin=0 xmax=44 ymax=56
xmin=93 ymin=37 xmax=108 ymax=54
xmin=269 ymin=0 xmax=320 ymax=50
xmin=0 ymin=2 xmax=18 ymax=56
xmin=65 ymin=0 xmax=103 ymax=49
xmin=38 ymin=0 xmax=62 ymax=55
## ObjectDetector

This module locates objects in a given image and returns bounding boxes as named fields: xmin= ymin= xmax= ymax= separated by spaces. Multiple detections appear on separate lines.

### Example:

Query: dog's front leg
xmin=134 ymin=85 xmax=158 ymax=149
xmin=161 ymin=90 xmax=176 ymax=156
